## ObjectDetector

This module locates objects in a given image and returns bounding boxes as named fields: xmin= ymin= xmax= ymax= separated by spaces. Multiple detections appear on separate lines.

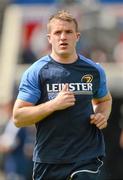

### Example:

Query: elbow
xmin=13 ymin=119 xmax=21 ymax=128
xmin=12 ymin=114 xmax=23 ymax=128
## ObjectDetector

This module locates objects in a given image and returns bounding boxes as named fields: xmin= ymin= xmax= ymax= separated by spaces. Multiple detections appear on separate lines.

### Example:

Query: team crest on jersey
xmin=81 ymin=74 xmax=93 ymax=83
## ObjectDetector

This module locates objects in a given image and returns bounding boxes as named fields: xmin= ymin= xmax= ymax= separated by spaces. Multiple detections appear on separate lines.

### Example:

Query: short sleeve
xmin=17 ymin=64 xmax=41 ymax=104
xmin=93 ymin=64 xmax=109 ymax=99
xmin=17 ymin=56 xmax=51 ymax=104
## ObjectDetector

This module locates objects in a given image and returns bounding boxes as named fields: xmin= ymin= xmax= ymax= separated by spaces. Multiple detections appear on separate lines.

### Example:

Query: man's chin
xmin=58 ymin=52 xmax=70 ymax=58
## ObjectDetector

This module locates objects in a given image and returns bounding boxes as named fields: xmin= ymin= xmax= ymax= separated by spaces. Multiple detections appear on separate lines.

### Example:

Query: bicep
xmin=92 ymin=92 xmax=112 ymax=105
xmin=13 ymin=99 xmax=34 ymax=111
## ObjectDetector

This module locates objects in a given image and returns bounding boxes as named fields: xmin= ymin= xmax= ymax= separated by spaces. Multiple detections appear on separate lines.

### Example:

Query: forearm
xmin=90 ymin=94 xmax=112 ymax=129
xmin=120 ymin=129 xmax=123 ymax=148
xmin=94 ymin=99 xmax=112 ymax=121
xmin=13 ymin=100 xmax=56 ymax=127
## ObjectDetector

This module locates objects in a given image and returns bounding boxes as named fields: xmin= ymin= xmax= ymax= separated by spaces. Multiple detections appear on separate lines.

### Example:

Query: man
xmin=12 ymin=10 xmax=112 ymax=180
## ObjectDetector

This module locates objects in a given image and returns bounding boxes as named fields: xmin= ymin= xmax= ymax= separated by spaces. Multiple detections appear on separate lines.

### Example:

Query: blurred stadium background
xmin=0 ymin=0 xmax=123 ymax=179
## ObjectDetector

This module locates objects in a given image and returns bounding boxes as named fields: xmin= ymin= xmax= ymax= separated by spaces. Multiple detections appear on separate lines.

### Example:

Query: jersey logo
xmin=47 ymin=75 xmax=93 ymax=100
xmin=81 ymin=74 xmax=93 ymax=83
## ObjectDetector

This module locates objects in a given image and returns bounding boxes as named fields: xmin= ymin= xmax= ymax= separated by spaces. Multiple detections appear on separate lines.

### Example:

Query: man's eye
xmin=55 ymin=31 xmax=61 ymax=35
xmin=66 ymin=31 xmax=73 ymax=33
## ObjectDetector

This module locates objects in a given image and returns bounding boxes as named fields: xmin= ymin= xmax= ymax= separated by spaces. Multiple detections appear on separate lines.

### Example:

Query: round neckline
xmin=49 ymin=55 xmax=79 ymax=66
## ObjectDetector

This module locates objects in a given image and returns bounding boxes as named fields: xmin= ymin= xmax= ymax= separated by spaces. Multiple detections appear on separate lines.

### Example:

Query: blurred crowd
xmin=1 ymin=0 xmax=123 ymax=64
xmin=0 ymin=121 xmax=35 ymax=180
xmin=0 ymin=84 xmax=35 ymax=180
xmin=0 ymin=0 xmax=123 ymax=180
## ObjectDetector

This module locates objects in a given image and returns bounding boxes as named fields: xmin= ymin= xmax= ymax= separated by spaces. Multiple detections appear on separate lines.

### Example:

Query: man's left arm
xmin=90 ymin=92 xmax=112 ymax=129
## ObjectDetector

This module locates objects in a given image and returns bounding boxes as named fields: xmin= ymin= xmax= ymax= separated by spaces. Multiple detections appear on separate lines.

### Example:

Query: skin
xmin=119 ymin=130 xmax=123 ymax=148
xmin=47 ymin=19 xmax=80 ymax=63
xmin=12 ymin=19 xmax=112 ymax=129
xmin=91 ymin=92 xmax=112 ymax=129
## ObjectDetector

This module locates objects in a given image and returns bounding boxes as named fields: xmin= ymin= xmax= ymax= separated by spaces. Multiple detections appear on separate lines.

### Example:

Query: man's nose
xmin=60 ymin=32 xmax=67 ymax=40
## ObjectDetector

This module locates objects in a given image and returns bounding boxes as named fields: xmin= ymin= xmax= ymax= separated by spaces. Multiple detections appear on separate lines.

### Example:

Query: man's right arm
xmin=12 ymin=99 xmax=57 ymax=127
xmin=12 ymin=84 xmax=75 ymax=127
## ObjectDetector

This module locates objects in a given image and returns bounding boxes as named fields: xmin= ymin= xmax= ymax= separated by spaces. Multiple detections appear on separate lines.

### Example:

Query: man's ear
xmin=47 ymin=34 xmax=51 ymax=43
xmin=76 ymin=33 xmax=81 ymax=41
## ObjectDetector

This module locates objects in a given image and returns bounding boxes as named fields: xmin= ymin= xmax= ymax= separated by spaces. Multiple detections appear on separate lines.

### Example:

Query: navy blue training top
xmin=17 ymin=54 xmax=108 ymax=163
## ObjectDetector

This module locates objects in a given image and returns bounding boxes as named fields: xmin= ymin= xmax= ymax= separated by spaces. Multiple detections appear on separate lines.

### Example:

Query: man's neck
xmin=50 ymin=53 xmax=78 ymax=64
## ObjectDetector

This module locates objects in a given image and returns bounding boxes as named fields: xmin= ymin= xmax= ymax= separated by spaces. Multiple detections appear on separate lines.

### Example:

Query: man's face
xmin=47 ymin=19 xmax=80 ymax=58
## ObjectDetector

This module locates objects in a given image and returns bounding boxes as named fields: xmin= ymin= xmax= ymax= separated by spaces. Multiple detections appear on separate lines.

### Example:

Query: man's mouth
xmin=59 ymin=43 xmax=68 ymax=48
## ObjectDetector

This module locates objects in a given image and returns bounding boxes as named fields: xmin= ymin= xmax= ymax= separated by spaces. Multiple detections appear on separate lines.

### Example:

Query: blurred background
xmin=0 ymin=0 xmax=123 ymax=179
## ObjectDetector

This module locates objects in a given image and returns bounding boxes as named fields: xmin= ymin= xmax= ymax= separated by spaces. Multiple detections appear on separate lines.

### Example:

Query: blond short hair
xmin=47 ymin=10 xmax=78 ymax=32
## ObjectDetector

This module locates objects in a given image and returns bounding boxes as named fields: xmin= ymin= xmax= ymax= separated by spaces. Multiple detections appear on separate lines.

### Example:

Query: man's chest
xmin=39 ymin=63 xmax=99 ymax=100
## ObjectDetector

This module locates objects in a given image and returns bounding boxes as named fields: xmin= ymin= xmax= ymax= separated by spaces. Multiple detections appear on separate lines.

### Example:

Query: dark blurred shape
xmin=103 ymin=97 xmax=123 ymax=180
xmin=0 ymin=120 xmax=35 ymax=180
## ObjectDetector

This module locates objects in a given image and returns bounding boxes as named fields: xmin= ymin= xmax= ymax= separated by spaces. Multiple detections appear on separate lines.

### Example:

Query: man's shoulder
xmin=33 ymin=55 xmax=51 ymax=67
xmin=26 ymin=55 xmax=51 ymax=72
xmin=79 ymin=54 xmax=105 ymax=73
xmin=21 ymin=55 xmax=51 ymax=79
